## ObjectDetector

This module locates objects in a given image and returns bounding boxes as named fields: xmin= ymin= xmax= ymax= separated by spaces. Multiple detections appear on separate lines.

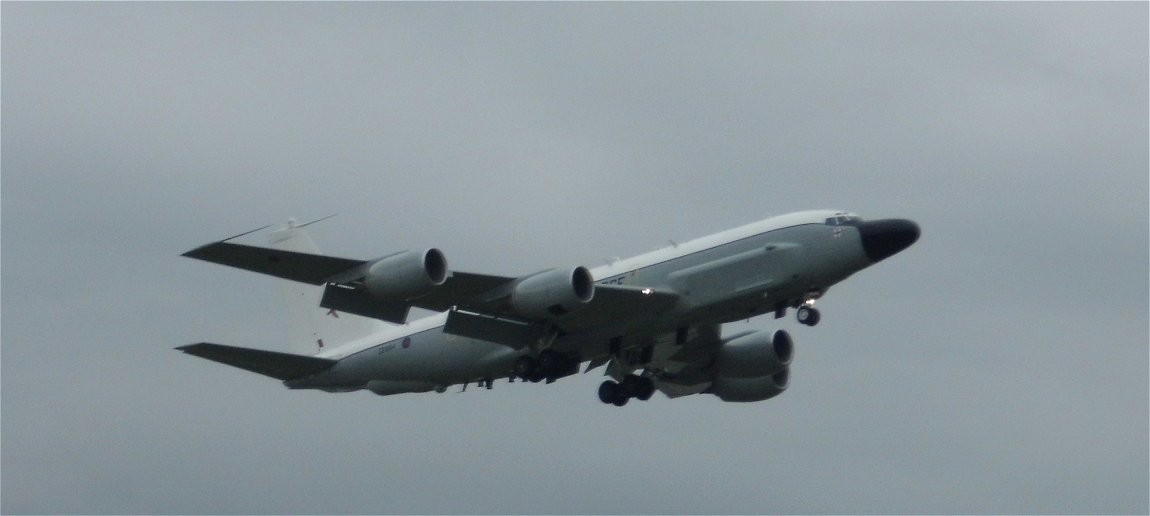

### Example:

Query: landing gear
xmin=633 ymin=376 xmax=657 ymax=401
xmin=796 ymin=305 xmax=821 ymax=326
xmin=598 ymin=375 xmax=656 ymax=406
xmin=598 ymin=380 xmax=626 ymax=406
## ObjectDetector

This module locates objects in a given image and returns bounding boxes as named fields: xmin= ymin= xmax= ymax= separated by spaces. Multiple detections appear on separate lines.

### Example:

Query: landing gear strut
xmin=598 ymin=375 xmax=656 ymax=406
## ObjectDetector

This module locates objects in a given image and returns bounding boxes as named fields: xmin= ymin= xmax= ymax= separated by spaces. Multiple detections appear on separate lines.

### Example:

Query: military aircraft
xmin=178 ymin=210 xmax=918 ymax=406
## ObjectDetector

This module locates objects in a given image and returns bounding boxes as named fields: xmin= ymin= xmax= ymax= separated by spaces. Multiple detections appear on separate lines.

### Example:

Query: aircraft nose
xmin=858 ymin=218 xmax=920 ymax=263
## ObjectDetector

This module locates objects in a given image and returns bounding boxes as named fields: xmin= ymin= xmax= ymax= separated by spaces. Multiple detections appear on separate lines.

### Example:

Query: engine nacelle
xmin=716 ymin=330 xmax=794 ymax=378
xmin=363 ymin=249 xmax=448 ymax=301
xmin=710 ymin=368 xmax=789 ymax=402
xmin=509 ymin=266 xmax=594 ymax=319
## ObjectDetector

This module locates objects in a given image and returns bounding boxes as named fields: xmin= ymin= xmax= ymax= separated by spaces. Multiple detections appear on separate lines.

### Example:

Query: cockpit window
xmin=824 ymin=214 xmax=862 ymax=226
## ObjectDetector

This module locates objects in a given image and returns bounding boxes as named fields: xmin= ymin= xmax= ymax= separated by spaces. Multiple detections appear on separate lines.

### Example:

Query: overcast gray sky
xmin=3 ymin=3 xmax=1146 ymax=514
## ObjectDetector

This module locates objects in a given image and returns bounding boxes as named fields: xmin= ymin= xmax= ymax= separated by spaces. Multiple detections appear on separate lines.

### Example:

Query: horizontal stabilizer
xmin=182 ymin=241 xmax=365 ymax=285
xmin=176 ymin=342 xmax=337 ymax=381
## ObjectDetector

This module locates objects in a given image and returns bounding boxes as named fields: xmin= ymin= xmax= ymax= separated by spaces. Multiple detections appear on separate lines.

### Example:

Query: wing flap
xmin=320 ymin=284 xmax=410 ymax=323
xmin=176 ymin=342 xmax=337 ymax=381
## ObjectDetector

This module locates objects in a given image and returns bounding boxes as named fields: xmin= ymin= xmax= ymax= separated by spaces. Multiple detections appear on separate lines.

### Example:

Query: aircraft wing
xmin=407 ymin=271 xmax=520 ymax=312
xmin=554 ymin=284 xmax=679 ymax=331
xmin=319 ymin=274 xmax=679 ymax=336
xmin=412 ymin=279 xmax=678 ymax=323
xmin=317 ymin=271 xmax=517 ymax=324
xmin=183 ymin=241 xmax=366 ymax=285
xmin=438 ymin=283 xmax=680 ymax=348
xmin=183 ymin=235 xmax=680 ymax=346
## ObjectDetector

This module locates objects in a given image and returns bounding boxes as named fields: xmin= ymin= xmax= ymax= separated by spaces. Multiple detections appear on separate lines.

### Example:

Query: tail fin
xmin=267 ymin=219 xmax=386 ymax=355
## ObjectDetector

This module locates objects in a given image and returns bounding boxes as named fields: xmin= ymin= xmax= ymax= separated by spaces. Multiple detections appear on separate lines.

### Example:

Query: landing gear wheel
xmin=598 ymin=380 xmax=620 ymax=404
xmin=619 ymin=375 xmax=657 ymax=402
xmin=636 ymin=377 xmax=656 ymax=401
xmin=796 ymin=306 xmax=821 ymax=326
xmin=600 ymin=376 xmax=655 ymax=405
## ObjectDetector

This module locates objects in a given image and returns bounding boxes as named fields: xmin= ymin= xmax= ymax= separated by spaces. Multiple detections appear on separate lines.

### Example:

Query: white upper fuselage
xmin=590 ymin=210 xmax=850 ymax=281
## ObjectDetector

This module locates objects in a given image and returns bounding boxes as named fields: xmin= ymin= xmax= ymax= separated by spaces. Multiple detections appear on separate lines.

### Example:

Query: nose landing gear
xmin=796 ymin=303 xmax=821 ymax=326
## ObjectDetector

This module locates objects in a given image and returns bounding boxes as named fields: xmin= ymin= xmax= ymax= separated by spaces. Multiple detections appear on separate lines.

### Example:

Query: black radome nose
xmin=858 ymin=219 xmax=920 ymax=262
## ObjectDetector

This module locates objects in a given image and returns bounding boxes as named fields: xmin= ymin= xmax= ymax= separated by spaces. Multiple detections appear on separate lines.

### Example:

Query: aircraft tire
xmin=598 ymin=380 xmax=619 ymax=404
xmin=636 ymin=378 xmax=656 ymax=401
xmin=797 ymin=306 xmax=821 ymax=326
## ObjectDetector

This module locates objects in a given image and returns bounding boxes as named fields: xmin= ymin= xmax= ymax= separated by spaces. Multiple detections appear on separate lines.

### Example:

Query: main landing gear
xmin=598 ymin=375 xmax=656 ymax=406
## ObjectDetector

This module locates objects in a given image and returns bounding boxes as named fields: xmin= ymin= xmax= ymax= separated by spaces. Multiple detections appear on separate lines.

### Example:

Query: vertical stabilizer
xmin=267 ymin=219 xmax=387 ymax=355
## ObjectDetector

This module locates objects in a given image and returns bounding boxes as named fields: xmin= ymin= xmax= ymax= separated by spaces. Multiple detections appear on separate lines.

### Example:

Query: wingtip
xmin=180 ymin=246 xmax=209 ymax=259
xmin=181 ymin=224 xmax=276 ymax=258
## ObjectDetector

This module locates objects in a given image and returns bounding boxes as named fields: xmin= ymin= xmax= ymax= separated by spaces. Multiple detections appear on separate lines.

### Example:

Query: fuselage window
xmin=825 ymin=215 xmax=861 ymax=227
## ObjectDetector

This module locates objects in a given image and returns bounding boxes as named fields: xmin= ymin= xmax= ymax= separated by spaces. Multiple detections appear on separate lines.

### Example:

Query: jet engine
xmin=710 ymin=368 xmax=790 ymax=402
xmin=509 ymin=266 xmax=594 ymax=319
xmin=363 ymin=249 xmax=448 ymax=300
xmin=716 ymin=330 xmax=794 ymax=378
xmin=709 ymin=330 xmax=794 ymax=402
